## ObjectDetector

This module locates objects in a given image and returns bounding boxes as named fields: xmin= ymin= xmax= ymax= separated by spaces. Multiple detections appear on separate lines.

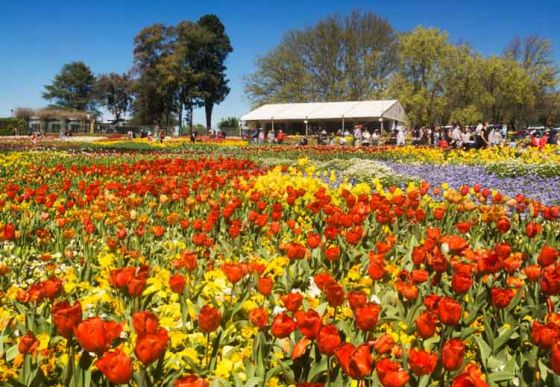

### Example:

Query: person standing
xmin=362 ymin=128 xmax=371 ymax=146
xmin=371 ymin=130 xmax=380 ymax=146
xmin=396 ymin=125 xmax=406 ymax=146
xmin=353 ymin=125 xmax=362 ymax=147
xmin=475 ymin=122 xmax=489 ymax=148
xmin=276 ymin=129 xmax=285 ymax=144
xmin=451 ymin=125 xmax=463 ymax=148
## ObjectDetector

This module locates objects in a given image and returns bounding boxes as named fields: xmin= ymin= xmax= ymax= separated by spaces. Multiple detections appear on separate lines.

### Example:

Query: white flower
xmin=307 ymin=277 xmax=321 ymax=298
xmin=370 ymin=294 xmax=381 ymax=304
xmin=273 ymin=306 xmax=286 ymax=315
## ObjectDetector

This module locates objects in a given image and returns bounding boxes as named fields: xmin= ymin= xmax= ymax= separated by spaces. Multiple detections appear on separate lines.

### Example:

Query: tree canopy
xmin=245 ymin=11 xmax=398 ymax=106
xmin=130 ymin=16 xmax=232 ymax=131
xmin=43 ymin=62 xmax=96 ymax=111
xmin=94 ymin=73 xmax=133 ymax=122
xmin=246 ymin=13 xmax=559 ymax=129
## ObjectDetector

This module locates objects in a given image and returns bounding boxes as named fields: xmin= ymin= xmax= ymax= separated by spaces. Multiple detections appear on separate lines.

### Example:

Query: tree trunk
xmin=205 ymin=101 xmax=213 ymax=131
xmin=178 ymin=104 xmax=183 ymax=136
xmin=187 ymin=103 xmax=194 ymax=136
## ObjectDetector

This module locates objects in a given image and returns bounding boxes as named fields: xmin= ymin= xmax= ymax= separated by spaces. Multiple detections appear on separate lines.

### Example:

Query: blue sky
xmin=1 ymin=0 xmax=558 ymax=125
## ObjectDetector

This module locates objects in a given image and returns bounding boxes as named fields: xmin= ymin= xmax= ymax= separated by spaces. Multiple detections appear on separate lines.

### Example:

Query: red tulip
xmin=531 ymin=321 xmax=559 ymax=349
xmin=313 ymin=272 xmax=334 ymax=290
xmin=135 ymin=327 xmax=169 ymax=365
xmin=442 ymin=339 xmax=465 ymax=371
xmin=526 ymin=222 xmax=542 ymax=238
xmin=270 ymin=313 xmax=296 ymax=338
xmin=18 ymin=331 xmax=39 ymax=354
xmin=324 ymin=245 xmax=340 ymax=262
xmin=538 ymin=245 xmax=559 ymax=267
xmin=451 ymin=363 xmax=489 ymax=387
xmin=524 ymin=265 xmax=541 ymax=282
xmin=335 ymin=343 xmax=373 ymax=379
xmin=408 ymin=348 xmax=437 ymax=376
xmin=3 ymin=223 xmax=16 ymax=240
xmin=496 ymin=217 xmax=510 ymax=234
xmin=354 ymin=303 xmax=381 ymax=331
xmin=286 ymin=242 xmax=307 ymax=260
xmin=376 ymin=358 xmax=410 ymax=386
xmin=280 ymin=292 xmax=303 ymax=312
xmin=451 ymin=272 xmax=473 ymax=294
xmin=132 ymin=311 xmax=160 ymax=337
xmin=74 ymin=317 xmax=122 ymax=354
xmin=96 ymin=349 xmax=133 ymax=385
xmin=415 ymin=311 xmax=438 ymax=339
xmin=249 ymin=308 xmax=268 ymax=329
xmin=372 ymin=333 xmax=395 ymax=355
xmin=257 ymin=277 xmax=273 ymax=296
xmin=44 ymin=277 xmax=63 ymax=300
xmin=52 ymin=300 xmax=82 ymax=338
xmin=490 ymin=287 xmax=515 ymax=309
xmin=348 ymin=290 xmax=367 ymax=311
xmin=324 ymin=281 xmax=345 ymax=307
xmin=174 ymin=375 xmax=209 ymax=387
xmin=221 ymin=262 xmax=244 ymax=284
xmin=198 ymin=305 xmax=222 ymax=333
xmin=552 ymin=343 xmax=560 ymax=374
xmin=317 ymin=324 xmax=341 ymax=355
xmin=438 ymin=297 xmax=462 ymax=325
xmin=295 ymin=309 xmax=322 ymax=339
xmin=169 ymin=274 xmax=187 ymax=294
xmin=307 ymin=232 xmax=321 ymax=249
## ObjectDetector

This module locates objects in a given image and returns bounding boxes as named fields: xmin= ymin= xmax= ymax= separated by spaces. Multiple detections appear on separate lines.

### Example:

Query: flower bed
xmin=0 ymin=151 xmax=559 ymax=386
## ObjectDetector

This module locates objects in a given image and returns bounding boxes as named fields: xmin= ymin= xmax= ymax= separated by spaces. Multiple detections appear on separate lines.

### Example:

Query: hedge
xmin=0 ymin=118 xmax=25 ymax=136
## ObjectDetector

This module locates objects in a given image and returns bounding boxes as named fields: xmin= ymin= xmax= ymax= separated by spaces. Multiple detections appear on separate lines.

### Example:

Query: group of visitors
xmin=530 ymin=129 xmax=558 ymax=148
xmin=398 ymin=122 xmax=506 ymax=149
xmin=350 ymin=125 xmax=381 ymax=147
xmin=208 ymin=128 xmax=227 ymax=139
xmin=400 ymin=122 xmax=559 ymax=149
xmin=248 ymin=128 xmax=285 ymax=144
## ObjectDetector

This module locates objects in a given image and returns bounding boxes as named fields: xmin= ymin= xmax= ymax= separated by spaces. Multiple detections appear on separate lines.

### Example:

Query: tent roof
xmin=241 ymin=100 xmax=407 ymax=122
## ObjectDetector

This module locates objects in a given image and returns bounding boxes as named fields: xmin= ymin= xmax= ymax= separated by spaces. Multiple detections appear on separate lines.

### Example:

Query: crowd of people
xmin=245 ymin=128 xmax=286 ymax=144
xmin=400 ymin=122 xmax=558 ymax=149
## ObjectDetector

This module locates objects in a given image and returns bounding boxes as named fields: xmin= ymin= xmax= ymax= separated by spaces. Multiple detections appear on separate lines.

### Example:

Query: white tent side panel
xmin=381 ymin=101 xmax=408 ymax=123
xmin=343 ymin=100 xmax=394 ymax=119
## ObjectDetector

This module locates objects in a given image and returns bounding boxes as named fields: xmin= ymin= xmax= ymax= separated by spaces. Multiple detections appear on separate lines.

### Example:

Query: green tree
xmin=479 ymin=56 xmax=535 ymax=128
xmin=94 ymin=73 xmax=133 ymax=122
xmin=442 ymin=45 xmax=486 ymax=124
xmin=131 ymin=24 xmax=177 ymax=127
xmin=449 ymin=105 xmax=482 ymax=126
xmin=173 ymin=21 xmax=212 ymax=135
xmin=43 ymin=61 xmax=96 ymax=111
xmin=388 ymin=27 xmax=451 ymax=126
xmin=218 ymin=116 xmax=239 ymax=129
xmin=505 ymin=36 xmax=559 ymax=126
xmin=197 ymin=15 xmax=233 ymax=130
xmin=245 ymin=11 xmax=398 ymax=106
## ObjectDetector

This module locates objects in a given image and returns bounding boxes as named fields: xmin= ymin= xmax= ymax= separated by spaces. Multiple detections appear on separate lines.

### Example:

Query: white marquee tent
xmin=240 ymin=100 xmax=407 ymax=134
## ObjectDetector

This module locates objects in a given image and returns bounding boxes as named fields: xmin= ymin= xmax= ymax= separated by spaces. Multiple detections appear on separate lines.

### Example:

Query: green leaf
xmin=474 ymin=335 xmax=492 ymax=368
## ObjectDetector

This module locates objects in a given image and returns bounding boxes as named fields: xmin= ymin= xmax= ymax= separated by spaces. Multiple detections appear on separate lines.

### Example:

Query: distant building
xmin=16 ymin=108 xmax=95 ymax=134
